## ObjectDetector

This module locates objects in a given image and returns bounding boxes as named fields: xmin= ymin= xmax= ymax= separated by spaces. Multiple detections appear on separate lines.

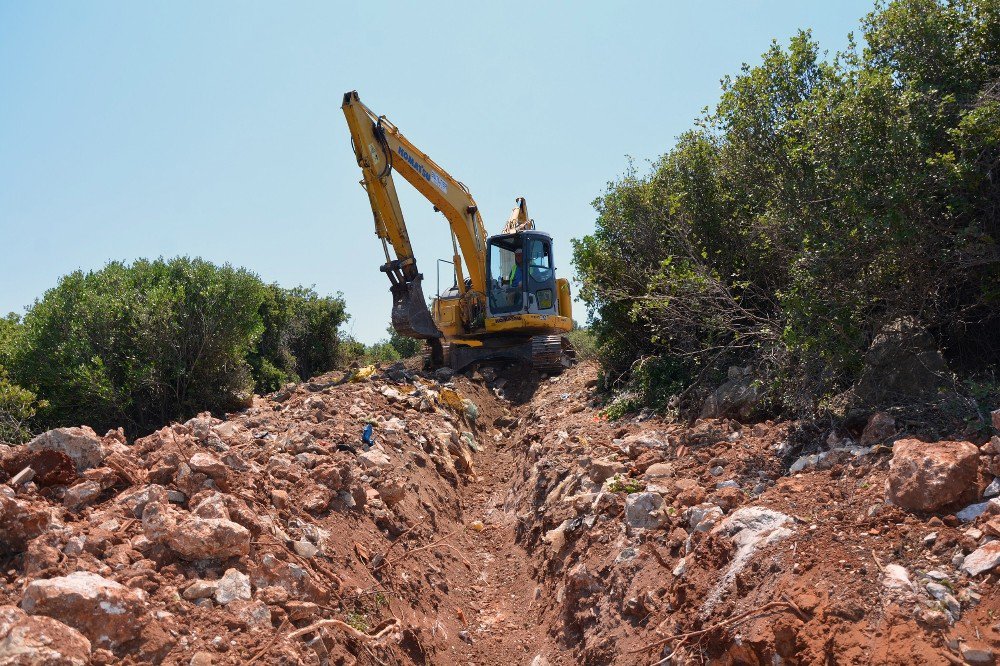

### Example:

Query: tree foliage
xmin=573 ymin=0 xmax=1000 ymax=415
xmin=3 ymin=258 xmax=349 ymax=438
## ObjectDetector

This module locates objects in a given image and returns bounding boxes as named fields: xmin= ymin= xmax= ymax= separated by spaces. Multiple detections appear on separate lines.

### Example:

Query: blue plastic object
xmin=362 ymin=423 xmax=374 ymax=448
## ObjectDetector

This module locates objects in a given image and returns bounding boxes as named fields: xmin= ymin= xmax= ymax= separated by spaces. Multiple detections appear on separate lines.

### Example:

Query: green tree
xmin=573 ymin=0 xmax=1000 ymax=416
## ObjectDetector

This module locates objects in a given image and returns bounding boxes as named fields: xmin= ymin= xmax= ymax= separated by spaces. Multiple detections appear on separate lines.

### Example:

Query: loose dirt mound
xmin=1 ymin=362 xmax=998 ymax=664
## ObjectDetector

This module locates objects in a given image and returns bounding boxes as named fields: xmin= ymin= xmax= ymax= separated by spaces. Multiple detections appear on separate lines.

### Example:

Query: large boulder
xmin=0 ymin=496 xmax=52 ymax=554
xmin=855 ymin=319 xmax=951 ymax=405
xmin=21 ymin=572 xmax=146 ymax=649
xmin=141 ymin=501 xmax=250 ymax=560
xmin=886 ymin=439 xmax=979 ymax=512
xmin=700 ymin=367 xmax=763 ymax=421
xmin=624 ymin=492 xmax=665 ymax=529
xmin=0 ymin=605 xmax=91 ymax=666
xmin=166 ymin=516 xmax=251 ymax=560
xmin=26 ymin=427 xmax=105 ymax=472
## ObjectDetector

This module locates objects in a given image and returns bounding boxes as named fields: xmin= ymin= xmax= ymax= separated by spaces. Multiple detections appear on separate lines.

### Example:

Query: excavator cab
xmin=486 ymin=231 xmax=558 ymax=317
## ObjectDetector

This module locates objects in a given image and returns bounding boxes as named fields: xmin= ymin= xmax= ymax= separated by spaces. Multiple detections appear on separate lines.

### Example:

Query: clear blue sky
xmin=0 ymin=1 xmax=876 ymax=343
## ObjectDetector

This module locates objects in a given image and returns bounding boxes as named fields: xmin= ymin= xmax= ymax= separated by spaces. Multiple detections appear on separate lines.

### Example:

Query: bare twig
xmin=627 ymin=600 xmax=800 ymax=655
xmin=375 ymin=526 xmax=464 ymax=571
xmin=288 ymin=617 xmax=399 ymax=641
xmin=246 ymin=619 xmax=289 ymax=665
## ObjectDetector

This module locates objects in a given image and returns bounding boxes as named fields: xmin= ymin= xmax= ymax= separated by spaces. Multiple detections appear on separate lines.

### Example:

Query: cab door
xmin=524 ymin=235 xmax=558 ymax=315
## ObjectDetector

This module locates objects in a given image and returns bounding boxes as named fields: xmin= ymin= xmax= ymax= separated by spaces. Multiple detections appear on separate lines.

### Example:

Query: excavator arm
xmin=341 ymin=91 xmax=489 ymax=342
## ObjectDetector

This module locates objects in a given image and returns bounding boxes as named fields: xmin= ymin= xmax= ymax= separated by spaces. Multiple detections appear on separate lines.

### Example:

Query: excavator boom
xmin=341 ymin=90 xmax=574 ymax=371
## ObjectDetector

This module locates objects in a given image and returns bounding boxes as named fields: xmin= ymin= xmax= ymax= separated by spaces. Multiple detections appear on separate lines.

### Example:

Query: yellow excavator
xmin=341 ymin=91 xmax=574 ymax=372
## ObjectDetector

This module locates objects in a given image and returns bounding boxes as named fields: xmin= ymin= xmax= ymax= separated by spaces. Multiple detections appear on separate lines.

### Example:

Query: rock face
xmin=20 ymin=572 xmax=146 ymax=649
xmin=26 ymin=427 xmax=105 ymax=472
xmin=705 ymin=507 xmax=794 ymax=612
xmin=886 ymin=439 xmax=979 ymax=512
xmin=0 ymin=605 xmax=91 ymax=666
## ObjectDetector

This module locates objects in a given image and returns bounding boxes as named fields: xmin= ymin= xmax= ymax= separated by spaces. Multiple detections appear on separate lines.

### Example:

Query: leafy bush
xmin=565 ymin=325 xmax=597 ymax=361
xmin=574 ymin=0 xmax=1000 ymax=417
xmin=384 ymin=326 xmax=422 ymax=359
xmin=250 ymin=285 xmax=350 ymax=391
xmin=5 ymin=258 xmax=348 ymax=436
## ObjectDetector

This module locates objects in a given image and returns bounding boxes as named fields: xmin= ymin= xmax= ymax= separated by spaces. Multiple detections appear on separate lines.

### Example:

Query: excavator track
xmin=423 ymin=336 xmax=574 ymax=373
xmin=531 ymin=335 xmax=575 ymax=372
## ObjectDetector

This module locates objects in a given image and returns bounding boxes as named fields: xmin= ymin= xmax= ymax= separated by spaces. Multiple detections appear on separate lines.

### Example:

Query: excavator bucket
xmin=389 ymin=275 xmax=442 ymax=340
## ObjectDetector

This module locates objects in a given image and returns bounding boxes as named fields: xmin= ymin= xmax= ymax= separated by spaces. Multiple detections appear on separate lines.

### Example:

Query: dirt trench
xmin=3 ymin=361 xmax=1000 ymax=665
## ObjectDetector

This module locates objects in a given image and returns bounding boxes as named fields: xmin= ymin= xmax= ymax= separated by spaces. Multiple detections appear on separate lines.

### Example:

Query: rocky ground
xmin=2 ymin=360 xmax=1000 ymax=665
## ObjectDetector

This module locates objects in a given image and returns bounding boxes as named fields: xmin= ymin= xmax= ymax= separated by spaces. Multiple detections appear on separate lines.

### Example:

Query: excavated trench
xmin=2 ymin=361 xmax=999 ymax=665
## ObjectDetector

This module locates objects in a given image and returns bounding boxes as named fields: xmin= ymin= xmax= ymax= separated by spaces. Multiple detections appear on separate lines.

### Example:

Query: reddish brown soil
xmin=2 ymin=361 xmax=999 ymax=665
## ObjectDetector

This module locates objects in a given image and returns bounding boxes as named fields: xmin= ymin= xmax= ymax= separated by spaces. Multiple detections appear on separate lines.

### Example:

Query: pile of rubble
xmin=0 ymin=364 xmax=493 ymax=664
xmin=502 ymin=367 xmax=1000 ymax=664
xmin=2 ymin=357 xmax=1000 ymax=665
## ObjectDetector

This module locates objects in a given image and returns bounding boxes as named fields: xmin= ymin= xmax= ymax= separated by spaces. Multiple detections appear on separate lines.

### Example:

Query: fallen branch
xmin=627 ymin=600 xmax=800 ymax=655
xmin=372 ymin=518 xmax=424 ymax=568
xmin=375 ymin=526 xmax=464 ymax=571
xmin=246 ymin=619 xmax=289 ymax=665
xmin=288 ymin=617 xmax=399 ymax=641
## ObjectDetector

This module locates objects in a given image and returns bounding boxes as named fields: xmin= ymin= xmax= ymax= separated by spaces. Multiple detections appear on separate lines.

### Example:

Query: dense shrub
xmin=574 ymin=0 xmax=1000 ymax=416
xmin=384 ymin=326 xmax=423 ymax=359
xmin=250 ymin=285 xmax=350 ymax=392
xmin=4 ymin=258 xmax=348 ymax=437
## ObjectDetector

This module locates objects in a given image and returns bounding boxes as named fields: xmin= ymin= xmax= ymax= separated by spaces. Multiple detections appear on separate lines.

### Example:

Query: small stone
xmin=285 ymin=600 xmax=320 ymax=622
xmin=227 ymin=599 xmax=271 ymax=629
xmin=190 ymin=651 xmax=214 ymax=666
xmin=165 ymin=516 xmax=251 ymax=561
xmin=0 ymin=495 xmax=52 ymax=554
xmin=922 ymin=532 xmax=938 ymax=546
xmin=710 ymin=466 xmax=724 ymax=477
xmin=63 ymin=481 xmax=103 ymax=512
xmin=214 ymin=569 xmax=251 ymax=606
xmin=881 ymin=564 xmax=912 ymax=592
xmin=189 ymin=452 xmax=228 ymax=485
xmin=957 ymin=500 xmax=1000 ymax=523
xmin=358 ymin=448 xmax=391 ymax=470
xmin=270 ymin=489 xmax=289 ymax=510
xmin=925 ymin=582 xmax=961 ymax=617
xmin=182 ymin=580 xmax=219 ymax=601
xmin=688 ymin=504 xmax=724 ymax=532
xmin=860 ymin=412 xmax=896 ymax=447
xmin=589 ymin=458 xmax=627 ymax=484
xmin=292 ymin=541 xmax=318 ymax=559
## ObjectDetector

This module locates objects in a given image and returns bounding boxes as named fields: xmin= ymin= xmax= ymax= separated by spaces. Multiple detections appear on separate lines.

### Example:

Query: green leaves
xmin=573 ymin=0 xmax=1000 ymax=416
xmin=5 ymin=258 xmax=348 ymax=437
